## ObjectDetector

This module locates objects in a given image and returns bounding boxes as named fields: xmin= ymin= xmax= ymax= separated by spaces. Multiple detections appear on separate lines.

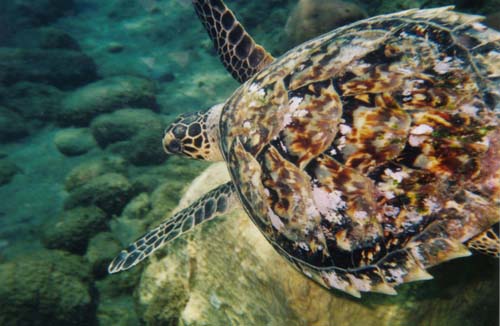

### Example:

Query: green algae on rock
xmin=0 ymin=250 xmax=95 ymax=326
xmin=41 ymin=206 xmax=108 ymax=255
xmin=86 ymin=232 xmax=122 ymax=279
xmin=90 ymin=108 xmax=167 ymax=165
xmin=37 ymin=27 xmax=81 ymax=50
xmin=54 ymin=128 xmax=97 ymax=157
xmin=108 ymin=127 xmax=167 ymax=166
xmin=285 ymin=0 xmax=367 ymax=47
xmin=0 ymin=106 xmax=29 ymax=142
xmin=58 ymin=76 xmax=157 ymax=126
xmin=0 ymin=159 xmax=20 ymax=186
xmin=121 ymin=193 xmax=151 ymax=220
xmin=13 ymin=0 xmax=76 ymax=26
xmin=64 ymin=172 xmax=135 ymax=216
xmin=90 ymin=108 xmax=164 ymax=148
xmin=64 ymin=156 xmax=127 ymax=192
xmin=0 ymin=48 xmax=97 ymax=89
xmin=1 ymin=82 xmax=64 ymax=121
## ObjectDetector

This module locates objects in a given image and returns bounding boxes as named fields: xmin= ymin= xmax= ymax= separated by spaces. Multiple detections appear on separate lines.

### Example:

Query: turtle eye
xmin=172 ymin=125 xmax=187 ymax=138
xmin=167 ymin=139 xmax=182 ymax=153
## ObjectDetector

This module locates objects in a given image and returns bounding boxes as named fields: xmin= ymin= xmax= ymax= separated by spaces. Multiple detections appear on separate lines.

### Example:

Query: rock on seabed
xmin=0 ymin=107 xmax=29 ymax=142
xmin=137 ymin=163 xmax=499 ymax=326
xmin=59 ymin=76 xmax=157 ymax=126
xmin=1 ymin=82 xmax=64 ymax=121
xmin=64 ymin=172 xmax=135 ymax=216
xmin=54 ymin=128 xmax=97 ymax=157
xmin=0 ymin=48 xmax=97 ymax=89
xmin=285 ymin=0 xmax=366 ymax=46
xmin=41 ymin=206 xmax=108 ymax=255
xmin=0 ymin=250 xmax=95 ymax=326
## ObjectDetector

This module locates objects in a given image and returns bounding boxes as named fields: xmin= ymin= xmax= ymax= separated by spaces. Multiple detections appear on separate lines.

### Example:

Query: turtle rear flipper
xmin=466 ymin=224 xmax=500 ymax=257
xmin=192 ymin=0 xmax=274 ymax=83
xmin=108 ymin=182 xmax=237 ymax=273
xmin=319 ymin=195 xmax=499 ymax=296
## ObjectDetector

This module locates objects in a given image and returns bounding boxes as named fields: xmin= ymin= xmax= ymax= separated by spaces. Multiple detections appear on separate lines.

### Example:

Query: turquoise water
xmin=0 ymin=0 xmax=498 ymax=325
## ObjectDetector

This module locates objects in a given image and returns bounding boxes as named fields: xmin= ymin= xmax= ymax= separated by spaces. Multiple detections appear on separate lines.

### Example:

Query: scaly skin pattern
xmin=219 ymin=7 xmax=500 ymax=296
xmin=108 ymin=182 xmax=237 ymax=273
xmin=192 ymin=0 xmax=274 ymax=83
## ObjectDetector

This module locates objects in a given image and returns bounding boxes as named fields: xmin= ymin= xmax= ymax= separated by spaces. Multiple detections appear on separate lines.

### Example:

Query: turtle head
xmin=163 ymin=103 xmax=224 ymax=161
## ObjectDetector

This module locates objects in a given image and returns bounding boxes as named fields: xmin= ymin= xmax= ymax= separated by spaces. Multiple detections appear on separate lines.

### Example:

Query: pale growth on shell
xmin=339 ymin=124 xmax=352 ymax=135
xmin=353 ymin=210 xmax=369 ymax=220
xmin=409 ymin=135 xmax=427 ymax=147
xmin=384 ymin=168 xmax=409 ymax=183
xmin=383 ymin=204 xmax=400 ymax=217
xmin=411 ymin=124 xmax=434 ymax=135
xmin=268 ymin=208 xmax=285 ymax=231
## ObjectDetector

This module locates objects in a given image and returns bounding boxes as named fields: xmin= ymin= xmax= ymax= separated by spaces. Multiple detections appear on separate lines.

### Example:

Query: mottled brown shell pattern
xmin=220 ymin=7 xmax=500 ymax=296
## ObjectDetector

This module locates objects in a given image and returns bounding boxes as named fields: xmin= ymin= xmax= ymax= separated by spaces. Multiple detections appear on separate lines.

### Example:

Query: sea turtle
xmin=109 ymin=0 xmax=500 ymax=297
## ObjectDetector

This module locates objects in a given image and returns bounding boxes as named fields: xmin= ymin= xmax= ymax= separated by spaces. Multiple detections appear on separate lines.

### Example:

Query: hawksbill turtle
xmin=109 ymin=0 xmax=500 ymax=297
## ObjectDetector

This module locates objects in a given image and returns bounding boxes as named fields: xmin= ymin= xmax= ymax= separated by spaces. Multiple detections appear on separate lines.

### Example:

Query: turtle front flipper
xmin=108 ymin=181 xmax=237 ymax=273
xmin=192 ymin=0 xmax=274 ymax=83
xmin=466 ymin=224 xmax=500 ymax=257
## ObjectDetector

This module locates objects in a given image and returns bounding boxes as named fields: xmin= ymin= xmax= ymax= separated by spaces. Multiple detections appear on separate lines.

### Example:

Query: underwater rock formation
xmin=59 ymin=76 xmax=157 ymax=126
xmin=1 ymin=82 xmax=64 ymax=121
xmin=109 ymin=127 xmax=167 ymax=166
xmin=64 ymin=172 xmax=135 ymax=216
xmin=96 ymin=296 xmax=140 ymax=326
xmin=137 ymin=164 xmax=499 ymax=326
xmin=13 ymin=0 xmax=75 ymax=26
xmin=121 ymin=192 xmax=151 ymax=220
xmin=64 ymin=156 xmax=127 ymax=192
xmin=285 ymin=0 xmax=366 ymax=46
xmin=54 ymin=128 xmax=96 ymax=157
xmin=9 ymin=27 xmax=81 ymax=51
xmin=0 ymin=106 xmax=29 ymax=142
xmin=86 ymin=232 xmax=122 ymax=279
xmin=90 ymin=108 xmax=167 ymax=165
xmin=37 ymin=27 xmax=81 ymax=50
xmin=95 ymin=265 xmax=142 ymax=326
xmin=41 ymin=206 xmax=108 ymax=255
xmin=89 ymin=108 xmax=160 ymax=147
xmin=0 ymin=48 xmax=97 ymax=89
xmin=90 ymin=108 xmax=163 ymax=147
xmin=0 ymin=250 xmax=95 ymax=326
xmin=0 ymin=159 xmax=20 ymax=186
